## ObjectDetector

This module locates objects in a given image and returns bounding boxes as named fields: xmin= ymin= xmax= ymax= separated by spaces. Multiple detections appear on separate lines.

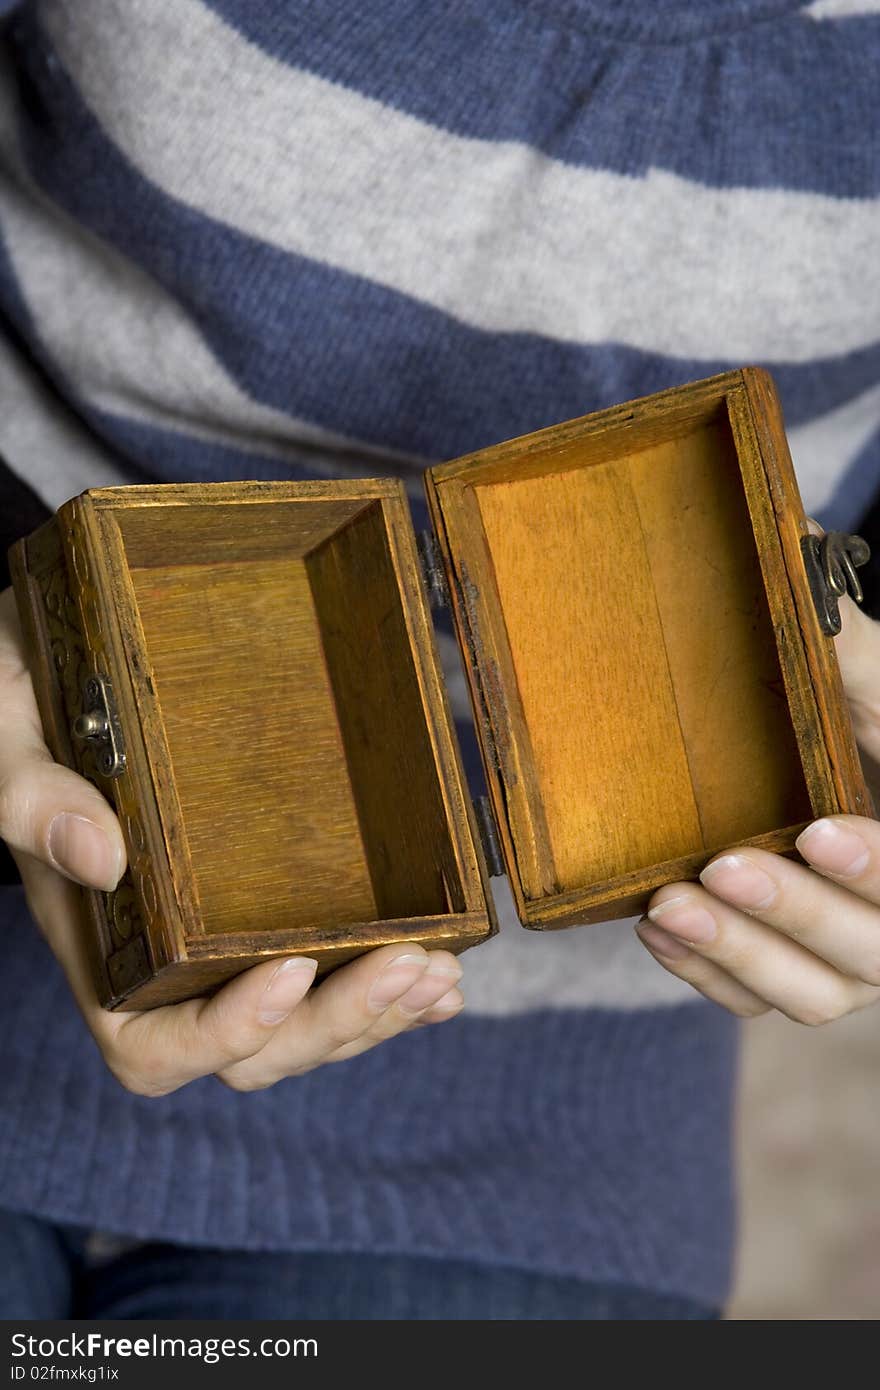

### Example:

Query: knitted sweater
xmin=0 ymin=0 xmax=877 ymax=1309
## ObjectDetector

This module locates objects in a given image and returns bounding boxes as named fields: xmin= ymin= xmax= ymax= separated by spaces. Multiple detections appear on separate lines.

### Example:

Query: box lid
xmin=425 ymin=367 xmax=871 ymax=929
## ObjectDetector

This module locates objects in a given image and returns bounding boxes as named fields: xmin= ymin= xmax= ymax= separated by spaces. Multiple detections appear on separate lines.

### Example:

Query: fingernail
xmin=636 ymin=922 xmax=692 ymax=961
xmin=796 ymin=819 xmax=870 ymax=878
xmin=397 ymin=963 xmax=462 ymax=1017
xmin=700 ymin=855 xmax=776 ymax=911
xmin=367 ymin=954 xmax=428 ymax=1011
xmin=646 ymin=894 xmax=717 ymax=943
xmin=425 ymin=986 xmax=465 ymax=1017
xmin=257 ymin=957 xmax=318 ymax=1025
xmin=47 ymin=813 xmax=123 ymax=891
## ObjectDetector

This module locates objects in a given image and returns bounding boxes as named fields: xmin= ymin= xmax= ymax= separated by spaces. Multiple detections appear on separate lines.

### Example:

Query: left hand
xmin=637 ymin=584 xmax=880 ymax=1025
xmin=0 ymin=586 xmax=464 ymax=1096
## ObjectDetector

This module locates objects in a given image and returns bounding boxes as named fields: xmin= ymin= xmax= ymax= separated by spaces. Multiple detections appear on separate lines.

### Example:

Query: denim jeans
xmin=0 ymin=1208 xmax=716 ymax=1320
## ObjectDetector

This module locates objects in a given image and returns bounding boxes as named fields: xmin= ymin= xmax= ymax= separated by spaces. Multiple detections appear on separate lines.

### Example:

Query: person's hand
xmin=0 ymin=587 xmax=464 ymax=1095
xmin=637 ymin=580 xmax=880 ymax=1025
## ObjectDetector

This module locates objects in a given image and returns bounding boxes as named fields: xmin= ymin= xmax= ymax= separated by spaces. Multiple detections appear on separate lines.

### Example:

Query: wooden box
xmin=9 ymin=368 xmax=871 ymax=1009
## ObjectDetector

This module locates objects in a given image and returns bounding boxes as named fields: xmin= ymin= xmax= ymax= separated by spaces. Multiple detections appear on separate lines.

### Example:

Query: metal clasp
xmin=72 ymin=673 xmax=126 ymax=778
xmin=801 ymin=531 xmax=871 ymax=636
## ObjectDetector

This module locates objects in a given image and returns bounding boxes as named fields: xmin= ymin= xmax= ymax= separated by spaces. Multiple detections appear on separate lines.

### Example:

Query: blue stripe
xmin=8 ymin=31 xmax=880 ymax=473
xmin=0 ymin=222 xmax=419 ymax=492
xmin=92 ymin=406 xmax=382 ymax=491
xmin=818 ymin=425 xmax=880 ymax=532
xmin=0 ymin=886 xmax=737 ymax=1303
xmin=0 ymin=245 xmax=490 ymax=785
xmin=203 ymin=0 xmax=880 ymax=196
xmin=0 ymin=228 xmax=427 ymax=506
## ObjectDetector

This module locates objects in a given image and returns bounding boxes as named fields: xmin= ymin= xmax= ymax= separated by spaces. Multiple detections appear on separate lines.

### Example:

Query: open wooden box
xmin=9 ymin=368 xmax=871 ymax=1008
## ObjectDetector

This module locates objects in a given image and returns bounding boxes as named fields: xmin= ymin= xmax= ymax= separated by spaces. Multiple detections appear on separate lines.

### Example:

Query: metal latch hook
xmin=801 ymin=531 xmax=871 ymax=637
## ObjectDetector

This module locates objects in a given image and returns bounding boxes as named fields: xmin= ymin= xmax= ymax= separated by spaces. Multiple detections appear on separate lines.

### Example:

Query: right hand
xmin=0 ymin=587 xmax=464 ymax=1097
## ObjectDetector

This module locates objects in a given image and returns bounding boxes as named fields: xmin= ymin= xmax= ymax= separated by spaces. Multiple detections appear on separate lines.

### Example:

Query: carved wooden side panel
xmin=29 ymin=504 xmax=172 ymax=1000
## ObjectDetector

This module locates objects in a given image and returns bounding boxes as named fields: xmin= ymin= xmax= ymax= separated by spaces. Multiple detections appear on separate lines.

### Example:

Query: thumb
xmin=0 ymin=755 xmax=127 ymax=891
xmin=0 ymin=590 xmax=126 ymax=890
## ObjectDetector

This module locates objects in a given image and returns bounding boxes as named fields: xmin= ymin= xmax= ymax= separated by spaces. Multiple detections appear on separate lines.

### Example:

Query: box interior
xmin=447 ymin=403 xmax=813 ymax=899
xmin=114 ymin=498 xmax=465 ymax=936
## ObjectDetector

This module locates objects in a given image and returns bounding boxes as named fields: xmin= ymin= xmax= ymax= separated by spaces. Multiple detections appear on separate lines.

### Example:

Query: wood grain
xmin=307 ymin=501 xmax=465 ymax=921
xmin=130 ymin=555 xmax=378 ymax=936
xmin=434 ymin=372 xmax=739 ymax=488
xmin=475 ymin=459 xmax=702 ymax=888
xmin=628 ymin=416 xmax=811 ymax=849
xmin=116 ymin=497 xmax=372 ymax=567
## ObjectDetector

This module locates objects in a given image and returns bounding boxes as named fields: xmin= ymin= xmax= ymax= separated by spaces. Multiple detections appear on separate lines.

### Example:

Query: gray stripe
xmin=464 ymin=877 xmax=697 ymax=1016
xmin=4 ymin=101 xmax=875 ymax=552
xmin=806 ymin=0 xmax=880 ymax=18
xmin=0 ymin=66 xmax=424 ymax=488
xmin=43 ymin=0 xmax=880 ymax=363
xmin=0 ymin=329 xmax=136 ymax=507
xmin=788 ymin=380 xmax=880 ymax=525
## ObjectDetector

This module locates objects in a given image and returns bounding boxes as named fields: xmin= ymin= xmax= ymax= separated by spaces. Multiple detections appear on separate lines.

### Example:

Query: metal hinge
xmin=72 ymin=672 xmax=127 ymax=778
xmin=474 ymin=794 xmax=504 ymax=878
xmin=801 ymin=531 xmax=870 ymax=636
xmin=416 ymin=529 xmax=449 ymax=610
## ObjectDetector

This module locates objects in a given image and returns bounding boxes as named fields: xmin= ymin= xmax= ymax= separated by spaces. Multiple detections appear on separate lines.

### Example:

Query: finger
xmin=219 ymin=948 xmax=462 ymax=1085
xmin=104 ymin=954 xmax=320 ymax=1095
xmin=324 ymin=971 xmax=464 ymax=1062
xmin=405 ymin=985 xmax=465 ymax=1031
xmin=19 ymin=854 xmax=338 ymax=1096
xmin=838 ymin=600 xmax=880 ymax=763
xmin=0 ymin=589 xmax=126 ymax=890
xmin=833 ymin=564 xmax=880 ymax=707
xmin=698 ymin=835 xmax=880 ymax=986
xmin=17 ymin=858 xmax=121 ymax=1022
xmin=644 ymin=882 xmax=879 ymax=1025
xmin=23 ymin=852 xmax=461 ymax=1092
xmin=805 ymin=521 xmax=880 ymax=760
xmin=217 ymin=947 xmax=462 ymax=1088
xmin=636 ymin=922 xmax=771 ymax=1017
xmin=336 ymin=949 xmax=462 ymax=1044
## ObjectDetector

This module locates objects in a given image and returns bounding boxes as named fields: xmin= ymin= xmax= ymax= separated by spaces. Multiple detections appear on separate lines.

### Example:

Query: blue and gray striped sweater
xmin=0 ymin=0 xmax=878 ymax=1308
